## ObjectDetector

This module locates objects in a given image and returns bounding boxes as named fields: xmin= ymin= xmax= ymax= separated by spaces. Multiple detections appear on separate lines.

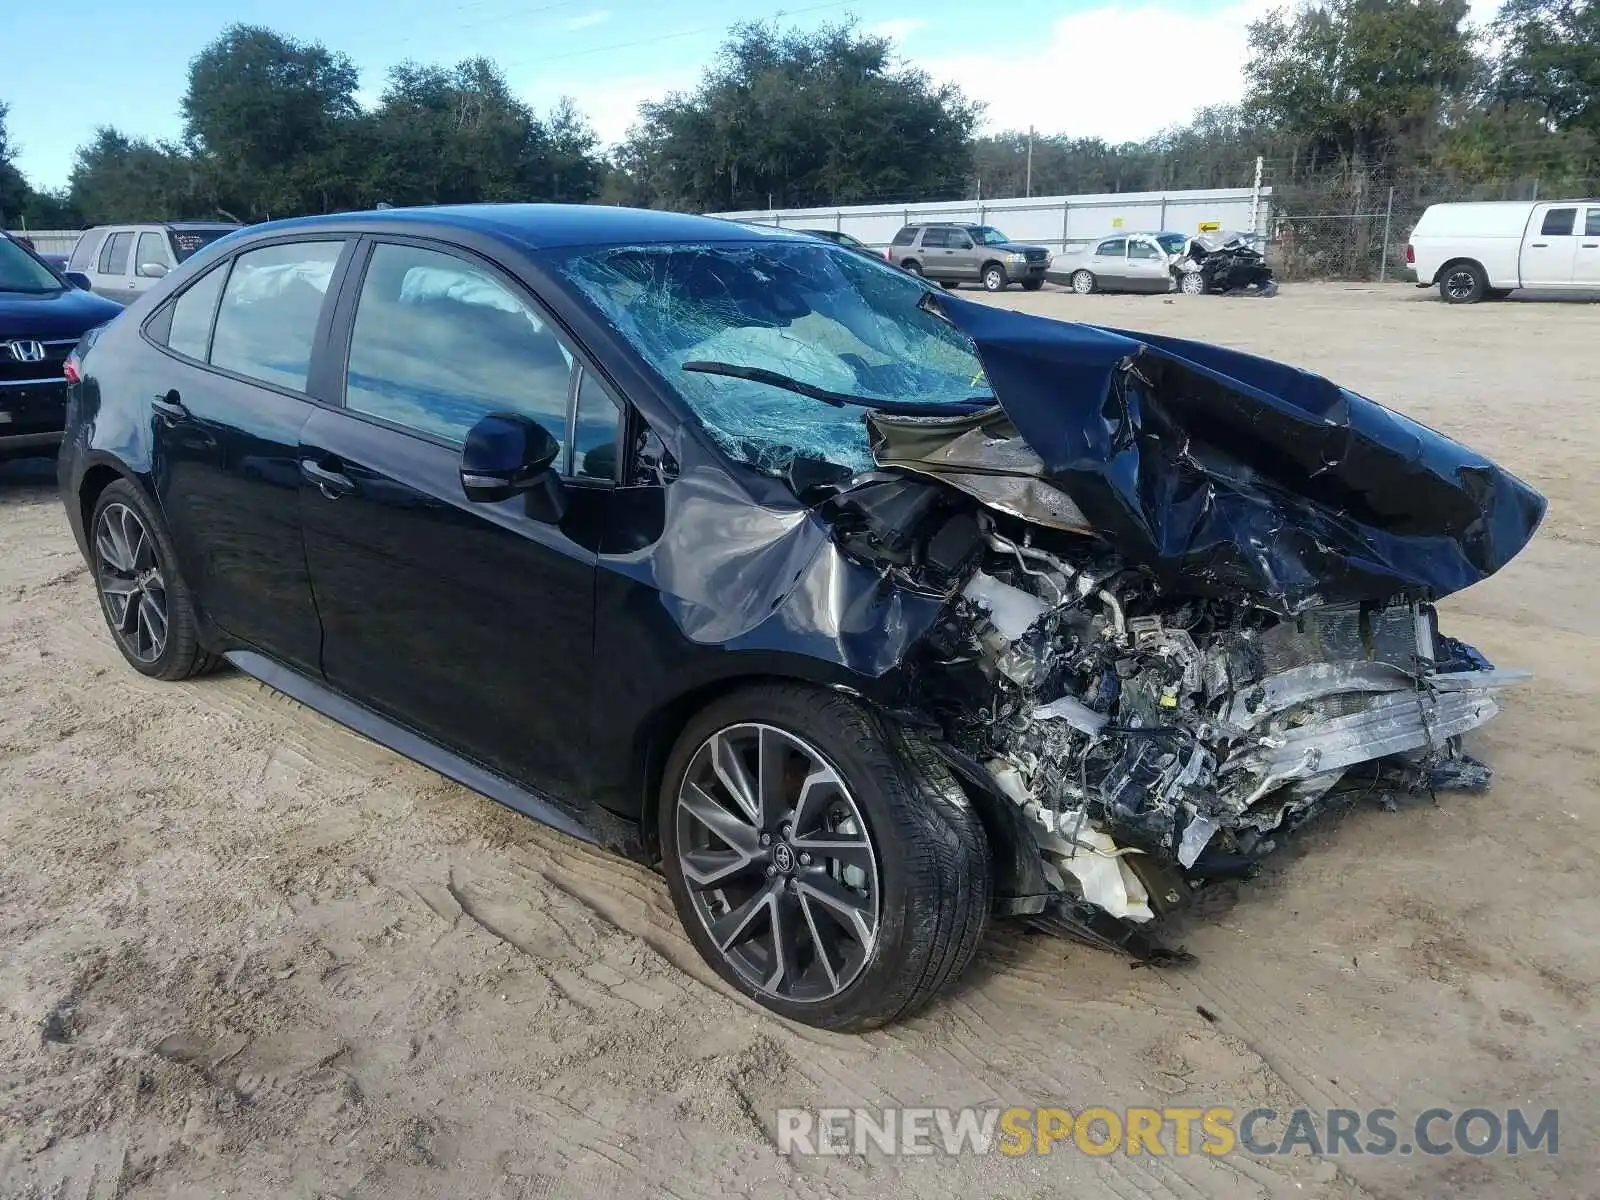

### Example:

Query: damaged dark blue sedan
xmin=57 ymin=205 xmax=1544 ymax=1030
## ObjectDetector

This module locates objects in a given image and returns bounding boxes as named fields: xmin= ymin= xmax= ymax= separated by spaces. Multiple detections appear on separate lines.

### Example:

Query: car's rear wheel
xmin=940 ymin=281 xmax=958 ymax=290
xmin=1071 ymin=270 xmax=1096 ymax=295
xmin=659 ymin=683 xmax=990 ymax=1031
xmin=901 ymin=260 xmax=922 ymax=276
xmin=1440 ymin=262 xmax=1486 ymax=304
xmin=89 ymin=479 xmax=218 ymax=681
xmin=981 ymin=263 xmax=1007 ymax=292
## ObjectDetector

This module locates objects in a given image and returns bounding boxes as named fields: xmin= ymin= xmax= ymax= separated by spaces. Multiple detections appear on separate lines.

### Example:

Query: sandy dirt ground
xmin=1 ymin=283 xmax=1595 ymax=1199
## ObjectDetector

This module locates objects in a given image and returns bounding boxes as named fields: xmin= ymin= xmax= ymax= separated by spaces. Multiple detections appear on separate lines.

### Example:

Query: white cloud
xmin=867 ymin=17 xmax=926 ymax=43
xmin=921 ymin=0 xmax=1280 ymax=142
xmin=563 ymin=10 xmax=612 ymax=31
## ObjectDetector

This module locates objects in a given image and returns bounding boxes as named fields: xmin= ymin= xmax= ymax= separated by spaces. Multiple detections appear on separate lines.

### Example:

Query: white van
xmin=1406 ymin=200 xmax=1600 ymax=302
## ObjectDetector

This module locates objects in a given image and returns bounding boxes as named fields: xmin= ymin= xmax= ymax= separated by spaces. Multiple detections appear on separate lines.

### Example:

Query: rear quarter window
xmin=891 ymin=227 xmax=917 ymax=246
xmin=68 ymin=230 xmax=106 ymax=272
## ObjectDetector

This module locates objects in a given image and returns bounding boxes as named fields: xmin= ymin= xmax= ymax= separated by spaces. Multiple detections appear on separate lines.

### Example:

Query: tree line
xmin=2 ymin=0 xmax=1597 ymax=231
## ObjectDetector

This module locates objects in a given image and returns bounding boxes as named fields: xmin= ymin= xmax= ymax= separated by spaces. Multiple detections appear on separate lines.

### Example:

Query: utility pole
xmin=1378 ymin=185 xmax=1395 ymax=282
xmin=1026 ymin=126 xmax=1034 ymax=198
xmin=1249 ymin=154 xmax=1264 ymax=234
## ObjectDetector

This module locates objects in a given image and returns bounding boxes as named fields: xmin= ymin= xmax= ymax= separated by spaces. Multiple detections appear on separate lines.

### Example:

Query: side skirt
xmin=225 ymin=649 xmax=623 ymax=853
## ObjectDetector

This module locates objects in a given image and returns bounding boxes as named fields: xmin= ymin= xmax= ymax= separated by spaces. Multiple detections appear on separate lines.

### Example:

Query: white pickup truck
xmin=1406 ymin=199 xmax=1600 ymax=302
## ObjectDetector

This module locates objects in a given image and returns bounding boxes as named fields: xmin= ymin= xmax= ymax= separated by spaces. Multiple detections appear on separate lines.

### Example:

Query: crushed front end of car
xmin=811 ymin=296 xmax=1543 ymax=959
xmin=1175 ymin=231 xmax=1278 ymax=296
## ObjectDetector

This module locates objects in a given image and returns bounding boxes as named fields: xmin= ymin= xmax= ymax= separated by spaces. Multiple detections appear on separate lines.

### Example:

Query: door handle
xmin=300 ymin=458 xmax=356 ymax=498
xmin=152 ymin=391 xmax=189 ymax=421
xmin=1584 ymin=243 xmax=1598 ymax=249
xmin=1531 ymin=242 xmax=1548 ymax=248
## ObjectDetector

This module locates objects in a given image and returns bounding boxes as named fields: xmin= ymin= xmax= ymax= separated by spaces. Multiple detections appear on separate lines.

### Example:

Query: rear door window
xmin=342 ymin=242 xmax=576 ymax=450
xmin=920 ymin=228 xmax=950 ymax=248
xmin=1540 ymin=208 xmax=1576 ymax=237
xmin=99 ymin=232 xmax=132 ymax=275
xmin=1096 ymin=238 xmax=1127 ymax=257
xmin=209 ymin=240 xmax=345 ymax=392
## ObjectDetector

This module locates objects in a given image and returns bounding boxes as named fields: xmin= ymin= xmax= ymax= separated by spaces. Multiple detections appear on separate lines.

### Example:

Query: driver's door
xmin=299 ymin=237 xmax=615 ymax=798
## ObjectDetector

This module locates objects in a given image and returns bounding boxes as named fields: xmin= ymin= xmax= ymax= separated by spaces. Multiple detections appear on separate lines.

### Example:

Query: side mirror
xmin=460 ymin=412 xmax=565 ymax=518
xmin=65 ymin=272 xmax=93 ymax=291
xmin=137 ymin=262 xmax=169 ymax=279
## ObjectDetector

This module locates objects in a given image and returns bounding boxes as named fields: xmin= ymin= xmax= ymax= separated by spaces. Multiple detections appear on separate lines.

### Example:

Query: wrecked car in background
xmin=61 ymin=207 xmax=1543 ymax=1033
xmin=1175 ymin=230 xmax=1278 ymax=296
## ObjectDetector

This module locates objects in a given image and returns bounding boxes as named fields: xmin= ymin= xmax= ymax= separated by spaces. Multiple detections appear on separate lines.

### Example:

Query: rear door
xmin=298 ymin=236 xmax=607 ymax=798
xmin=1124 ymin=237 xmax=1171 ymax=292
xmin=918 ymin=227 xmax=958 ymax=280
xmin=1520 ymin=205 xmax=1581 ymax=287
xmin=142 ymin=235 xmax=349 ymax=672
xmin=1090 ymin=237 xmax=1128 ymax=287
xmin=94 ymin=228 xmax=136 ymax=302
xmin=1575 ymin=207 xmax=1600 ymax=287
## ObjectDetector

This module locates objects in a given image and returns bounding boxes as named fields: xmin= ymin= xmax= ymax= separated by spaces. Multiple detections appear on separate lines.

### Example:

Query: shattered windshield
xmin=1156 ymin=233 xmax=1188 ymax=255
xmin=555 ymin=241 xmax=989 ymax=475
xmin=972 ymin=226 xmax=1011 ymax=246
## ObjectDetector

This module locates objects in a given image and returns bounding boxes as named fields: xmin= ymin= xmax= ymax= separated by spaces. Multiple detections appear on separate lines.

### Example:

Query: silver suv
xmin=65 ymin=222 xmax=239 ymax=304
xmin=888 ymin=223 xmax=1049 ymax=291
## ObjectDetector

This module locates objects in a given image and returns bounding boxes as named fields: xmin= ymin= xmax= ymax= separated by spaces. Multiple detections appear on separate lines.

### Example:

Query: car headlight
xmin=1007 ymin=252 xmax=1026 ymax=264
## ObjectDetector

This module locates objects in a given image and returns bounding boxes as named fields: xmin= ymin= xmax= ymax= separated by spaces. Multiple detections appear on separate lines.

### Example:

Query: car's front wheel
xmin=660 ymin=683 xmax=990 ymax=1031
xmin=981 ymin=264 xmax=1008 ymax=292
xmin=89 ymin=479 xmax=218 ymax=681
xmin=1179 ymin=271 xmax=1207 ymax=296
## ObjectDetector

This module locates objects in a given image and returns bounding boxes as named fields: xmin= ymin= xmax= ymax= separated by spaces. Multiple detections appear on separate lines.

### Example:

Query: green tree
xmin=1244 ymin=0 xmax=1478 ymax=170
xmin=67 ymin=129 xmax=212 ymax=224
xmin=0 ymin=100 xmax=30 ymax=224
xmin=363 ymin=60 xmax=600 ymax=206
xmin=181 ymin=24 xmax=363 ymax=219
xmin=620 ymin=21 xmax=981 ymax=210
xmin=1492 ymin=0 xmax=1600 ymax=134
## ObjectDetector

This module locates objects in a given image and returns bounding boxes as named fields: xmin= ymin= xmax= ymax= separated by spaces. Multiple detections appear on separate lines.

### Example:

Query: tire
xmin=1021 ymin=278 xmax=1044 ymax=291
xmin=1070 ymin=270 xmax=1096 ymax=295
xmin=940 ymin=281 xmax=958 ymax=290
xmin=1179 ymin=271 xmax=1207 ymax=296
xmin=981 ymin=263 xmax=1007 ymax=292
xmin=88 ymin=478 xmax=219 ymax=681
xmin=1439 ymin=262 xmax=1486 ymax=304
xmin=659 ymin=683 xmax=991 ymax=1032
xmin=901 ymin=260 xmax=922 ymax=276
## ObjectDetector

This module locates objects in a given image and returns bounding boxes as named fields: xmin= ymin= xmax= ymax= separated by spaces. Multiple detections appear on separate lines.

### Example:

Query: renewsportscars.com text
xmin=776 ymin=1106 xmax=1559 ymax=1158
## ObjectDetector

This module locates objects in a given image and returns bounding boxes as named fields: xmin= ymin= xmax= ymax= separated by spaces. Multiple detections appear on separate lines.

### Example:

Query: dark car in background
xmin=1 ymin=233 xmax=123 ymax=460
xmin=58 ymin=204 xmax=1537 ymax=1031
xmin=798 ymin=227 xmax=886 ymax=262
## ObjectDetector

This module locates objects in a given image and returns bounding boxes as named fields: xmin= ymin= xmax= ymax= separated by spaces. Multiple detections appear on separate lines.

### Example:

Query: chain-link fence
xmin=1260 ymin=163 xmax=1600 ymax=281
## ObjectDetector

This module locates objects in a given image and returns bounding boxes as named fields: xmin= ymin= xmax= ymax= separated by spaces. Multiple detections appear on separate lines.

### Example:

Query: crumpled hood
xmin=923 ymin=293 xmax=1546 ymax=614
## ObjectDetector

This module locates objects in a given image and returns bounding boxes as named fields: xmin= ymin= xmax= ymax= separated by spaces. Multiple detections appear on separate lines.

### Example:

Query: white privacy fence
xmin=5 ymin=229 xmax=81 ymax=255
xmin=711 ymin=186 xmax=1273 ymax=255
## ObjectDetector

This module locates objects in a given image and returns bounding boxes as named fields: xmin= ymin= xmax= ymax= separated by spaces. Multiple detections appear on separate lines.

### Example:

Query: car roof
xmin=231 ymin=204 xmax=791 ymax=250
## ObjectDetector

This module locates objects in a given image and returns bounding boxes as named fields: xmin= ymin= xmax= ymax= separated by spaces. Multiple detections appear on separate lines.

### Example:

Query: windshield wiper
xmin=681 ymin=360 xmax=994 ymax=418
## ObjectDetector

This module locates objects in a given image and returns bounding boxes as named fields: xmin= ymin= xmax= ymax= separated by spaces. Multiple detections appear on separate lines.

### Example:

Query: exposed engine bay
xmin=1175 ymin=230 xmax=1278 ymax=296
xmin=820 ymin=466 xmax=1525 ymax=959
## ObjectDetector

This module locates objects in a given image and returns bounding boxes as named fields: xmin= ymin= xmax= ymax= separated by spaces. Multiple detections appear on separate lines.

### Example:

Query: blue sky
xmin=6 ymin=0 xmax=1492 ymax=193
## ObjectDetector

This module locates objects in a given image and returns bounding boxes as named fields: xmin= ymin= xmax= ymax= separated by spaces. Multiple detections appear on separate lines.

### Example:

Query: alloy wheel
xmin=94 ymin=502 xmax=168 ymax=663
xmin=1180 ymin=271 xmax=1206 ymax=296
xmin=674 ymin=723 xmax=881 ymax=1003
xmin=1444 ymin=269 xmax=1476 ymax=301
xmin=1071 ymin=270 xmax=1094 ymax=295
xmin=983 ymin=266 xmax=1005 ymax=291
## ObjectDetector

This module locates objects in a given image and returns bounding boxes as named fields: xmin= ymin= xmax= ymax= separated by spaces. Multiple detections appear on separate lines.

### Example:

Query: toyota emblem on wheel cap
xmin=771 ymin=842 xmax=795 ymax=874
xmin=5 ymin=340 xmax=46 ymax=364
